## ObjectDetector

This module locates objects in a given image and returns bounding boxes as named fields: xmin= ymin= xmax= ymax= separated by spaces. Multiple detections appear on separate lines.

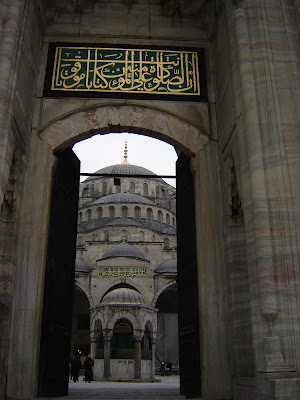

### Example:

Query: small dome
xmin=101 ymin=288 xmax=146 ymax=306
xmin=92 ymin=193 xmax=155 ymax=205
xmin=75 ymin=258 xmax=92 ymax=273
xmin=154 ymin=259 xmax=177 ymax=274
xmin=101 ymin=242 xmax=148 ymax=261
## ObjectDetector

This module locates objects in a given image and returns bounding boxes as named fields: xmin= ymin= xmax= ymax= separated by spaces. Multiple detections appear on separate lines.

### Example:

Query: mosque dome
xmin=154 ymin=258 xmax=177 ymax=274
xmin=101 ymin=242 xmax=148 ymax=261
xmin=75 ymin=258 xmax=93 ymax=273
xmin=86 ymin=141 xmax=163 ymax=182
xmin=92 ymin=193 xmax=155 ymax=205
xmin=87 ymin=163 xmax=158 ymax=179
xmin=101 ymin=288 xmax=146 ymax=306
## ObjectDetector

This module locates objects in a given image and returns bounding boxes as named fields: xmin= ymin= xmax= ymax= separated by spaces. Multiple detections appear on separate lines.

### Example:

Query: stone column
xmin=233 ymin=6 xmax=284 ymax=372
xmin=134 ymin=331 xmax=142 ymax=379
xmin=90 ymin=332 xmax=97 ymax=360
xmin=150 ymin=336 xmax=156 ymax=381
xmin=192 ymin=144 xmax=231 ymax=399
xmin=6 ymin=135 xmax=55 ymax=399
xmin=103 ymin=330 xmax=112 ymax=379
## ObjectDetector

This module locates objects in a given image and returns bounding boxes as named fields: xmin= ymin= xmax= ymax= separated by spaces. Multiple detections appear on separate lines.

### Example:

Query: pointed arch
xmin=74 ymin=280 xmax=94 ymax=308
xmin=106 ymin=311 xmax=141 ymax=331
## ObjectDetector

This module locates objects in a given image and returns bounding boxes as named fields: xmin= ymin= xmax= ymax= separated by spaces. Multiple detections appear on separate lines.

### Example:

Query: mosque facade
xmin=72 ymin=145 xmax=178 ymax=380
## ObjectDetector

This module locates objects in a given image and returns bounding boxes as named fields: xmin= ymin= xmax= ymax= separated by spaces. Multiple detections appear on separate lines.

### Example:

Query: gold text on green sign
xmin=98 ymin=267 xmax=147 ymax=278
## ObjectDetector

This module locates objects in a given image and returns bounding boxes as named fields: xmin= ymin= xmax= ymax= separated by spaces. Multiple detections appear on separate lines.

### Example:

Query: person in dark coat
xmin=71 ymin=354 xmax=82 ymax=382
xmin=83 ymin=354 xmax=94 ymax=383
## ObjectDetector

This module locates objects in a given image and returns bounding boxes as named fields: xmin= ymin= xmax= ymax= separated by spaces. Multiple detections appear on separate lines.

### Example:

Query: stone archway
xmin=7 ymin=104 xmax=231 ymax=399
xmin=39 ymin=104 xmax=209 ymax=156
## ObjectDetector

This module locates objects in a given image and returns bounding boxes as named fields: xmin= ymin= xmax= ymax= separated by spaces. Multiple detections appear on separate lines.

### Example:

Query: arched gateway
xmin=8 ymin=104 xmax=222 ymax=399
xmin=1 ymin=2 xmax=299 ymax=400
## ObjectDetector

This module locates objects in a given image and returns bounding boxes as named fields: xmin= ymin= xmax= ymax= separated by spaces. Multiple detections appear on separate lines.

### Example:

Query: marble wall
xmin=94 ymin=359 xmax=151 ymax=380
xmin=0 ymin=1 xmax=299 ymax=399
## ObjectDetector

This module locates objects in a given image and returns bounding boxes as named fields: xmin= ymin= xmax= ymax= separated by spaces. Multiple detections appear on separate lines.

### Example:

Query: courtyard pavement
xmin=66 ymin=375 xmax=185 ymax=399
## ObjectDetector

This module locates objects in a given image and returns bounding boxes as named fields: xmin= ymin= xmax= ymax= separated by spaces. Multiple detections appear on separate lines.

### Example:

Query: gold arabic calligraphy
xmin=51 ymin=47 xmax=200 ymax=95
xmin=98 ymin=267 xmax=147 ymax=278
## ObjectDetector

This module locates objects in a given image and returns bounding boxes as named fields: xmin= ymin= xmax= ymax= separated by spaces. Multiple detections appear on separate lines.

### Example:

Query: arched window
xmin=129 ymin=181 xmax=135 ymax=193
xmin=104 ymin=230 xmax=109 ymax=242
xmin=109 ymin=206 xmax=115 ymax=218
xmin=122 ymin=206 xmax=128 ymax=219
xmin=87 ymin=209 xmax=92 ymax=221
xmin=164 ymin=238 xmax=170 ymax=249
xmin=82 ymin=187 xmax=89 ymax=197
xmin=156 ymin=186 xmax=159 ymax=198
xmin=134 ymin=206 xmax=141 ymax=219
xmin=121 ymin=230 xmax=128 ymax=241
xmin=166 ymin=213 xmax=170 ymax=225
xmin=152 ymin=235 xmax=156 ymax=242
xmin=158 ymin=210 xmax=163 ymax=222
xmin=172 ymin=217 xmax=176 ymax=228
xmin=91 ymin=184 xmax=95 ymax=196
xmin=143 ymin=183 xmax=148 ymax=196
xmin=139 ymin=231 xmax=144 ymax=242
xmin=97 ymin=207 xmax=103 ymax=219
xmin=147 ymin=208 xmax=153 ymax=220
xmin=102 ymin=182 xmax=107 ymax=195
xmin=78 ymin=212 xmax=82 ymax=224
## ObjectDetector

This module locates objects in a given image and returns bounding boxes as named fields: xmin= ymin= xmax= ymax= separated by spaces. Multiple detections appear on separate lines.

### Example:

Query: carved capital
xmin=102 ymin=329 xmax=113 ymax=341
xmin=133 ymin=330 xmax=143 ymax=341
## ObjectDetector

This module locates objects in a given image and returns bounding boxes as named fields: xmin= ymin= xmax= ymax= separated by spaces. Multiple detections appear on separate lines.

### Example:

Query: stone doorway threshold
xmin=35 ymin=376 xmax=201 ymax=400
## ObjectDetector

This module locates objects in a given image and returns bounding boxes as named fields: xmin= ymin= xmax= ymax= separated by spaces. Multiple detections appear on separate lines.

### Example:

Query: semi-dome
xmin=154 ymin=259 xmax=177 ymax=274
xmin=92 ymin=193 xmax=155 ymax=205
xmin=101 ymin=288 xmax=146 ymax=306
xmin=101 ymin=242 xmax=148 ymax=261
xmin=75 ymin=258 xmax=93 ymax=273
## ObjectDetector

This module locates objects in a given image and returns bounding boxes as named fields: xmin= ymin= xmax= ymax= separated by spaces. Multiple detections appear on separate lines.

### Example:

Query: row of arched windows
xmin=81 ymin=182 xmax=169 ymax=198
xmin=78 ymin=206 xmax=176 ymax=227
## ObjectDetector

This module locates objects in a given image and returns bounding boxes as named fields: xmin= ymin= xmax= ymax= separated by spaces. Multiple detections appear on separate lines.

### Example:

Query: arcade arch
xmin=71 ymin=287 xmax=91 ymax=357
xmin=9 ymin=103 xmax=231 ymax=399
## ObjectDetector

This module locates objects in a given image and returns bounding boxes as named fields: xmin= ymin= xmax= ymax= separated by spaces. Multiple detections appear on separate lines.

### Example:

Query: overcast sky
xmin=72 ymin=132 xmax=178 ymax=186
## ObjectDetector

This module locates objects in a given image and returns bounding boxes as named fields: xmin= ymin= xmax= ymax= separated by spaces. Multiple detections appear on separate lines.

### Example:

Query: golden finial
xmin=121 ymin=141 xmax=130 ymax=165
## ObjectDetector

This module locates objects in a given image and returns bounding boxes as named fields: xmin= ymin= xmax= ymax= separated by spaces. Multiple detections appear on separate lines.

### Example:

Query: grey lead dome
xmin=75 ymin=258 xmax=93 ymax=273
xmin=101 ymin=242 xmax=148 ymax=261
xmin=154 ymin=259 xmax=177 ymax=274
xmin=87 ymin=163 xmax=159 ymax=180
xmin=101 ymin=288 xmax=146 ymax=306
xmin=92 ymin=193 xmax=155 ymax=205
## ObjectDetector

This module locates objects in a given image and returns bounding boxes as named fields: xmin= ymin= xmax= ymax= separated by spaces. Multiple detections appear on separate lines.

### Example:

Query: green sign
xmin=45 ymin=44 xmax=206 ymax=100
xmin=98 ymin=266 xmax=147 ymax=278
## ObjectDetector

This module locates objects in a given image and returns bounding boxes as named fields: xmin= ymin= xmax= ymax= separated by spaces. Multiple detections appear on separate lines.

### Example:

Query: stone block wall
xmin=0 ymin=1 xmax=45 ymax=398
xmin=0 ymin=1 xmax=299 ymax=399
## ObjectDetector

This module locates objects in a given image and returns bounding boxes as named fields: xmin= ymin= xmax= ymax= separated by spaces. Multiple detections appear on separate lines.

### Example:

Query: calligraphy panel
xmin=98 ymin=267 xmax=147 ymax=278
xmin=44 ymin=43 xmax=207 ymax=101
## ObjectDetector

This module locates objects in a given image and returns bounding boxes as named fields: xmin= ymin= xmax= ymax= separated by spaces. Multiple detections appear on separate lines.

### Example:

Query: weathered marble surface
xmin=94 ymin=359 xmax=151 ymax=380
xmin=0 ymin=1 xmax=299 ymax=399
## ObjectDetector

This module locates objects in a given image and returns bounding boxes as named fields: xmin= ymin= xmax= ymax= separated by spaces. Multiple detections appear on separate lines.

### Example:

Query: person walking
xmin=83 ymin=354 xmax=94 ymax=383
xmin=71 ymin=354 xmax=82 ymax=382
